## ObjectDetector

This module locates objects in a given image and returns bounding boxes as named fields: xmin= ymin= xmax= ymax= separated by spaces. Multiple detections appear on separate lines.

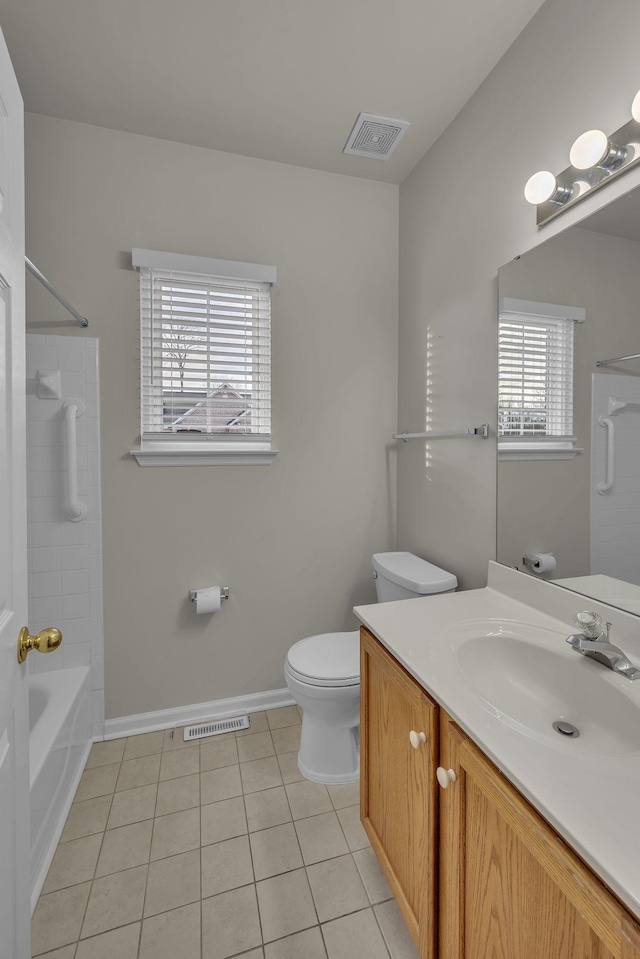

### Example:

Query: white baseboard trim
xmin=31 ymin=739 xmax=93 ymax=915
xmin=102 ymin=687 xmax=296 ymax=741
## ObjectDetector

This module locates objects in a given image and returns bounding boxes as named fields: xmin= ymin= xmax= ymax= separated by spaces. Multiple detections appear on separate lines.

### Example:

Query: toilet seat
xmin=285 ymin=631 xmax=360 ymax=687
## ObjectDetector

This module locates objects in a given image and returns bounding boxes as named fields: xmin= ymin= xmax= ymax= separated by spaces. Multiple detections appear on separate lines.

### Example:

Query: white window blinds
xmin=498 ymin=307 xmax=575 ymax=439
xmin=139 ymin=266 xmax=272 ymax=442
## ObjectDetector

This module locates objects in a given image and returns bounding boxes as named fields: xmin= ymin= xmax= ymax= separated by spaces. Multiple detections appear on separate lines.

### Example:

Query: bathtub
xmin=29 ymin=667 xmax=92 ymax=910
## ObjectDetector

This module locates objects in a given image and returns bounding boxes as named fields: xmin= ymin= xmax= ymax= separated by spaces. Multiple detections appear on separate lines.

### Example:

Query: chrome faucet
xmin=566 ymin=611 xmax=640 ymax=680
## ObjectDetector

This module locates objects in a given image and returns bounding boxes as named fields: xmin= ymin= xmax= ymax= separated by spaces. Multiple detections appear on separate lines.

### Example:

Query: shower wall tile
xmin=62 ymin=593 xmax=91 ymax=620
xmin=591 ymin=373 xmax=640 ymax=588
xmin=89 ymin=554 xmax=102 ymax=588
xmin=62 ymin=570 xmax=90 ymax=595
xmin=26 ymin=334 xmax=105 ymax=738
xmin=92 ymin=690 xmax=105 ymax=728
xmin=61 ymin=619 xmax=92 ymax=645
xmin=62 ymin=545 xmax=90 ymax=570
xmin=30 ymin=570 xmax=62 ymax=598
xmin=92 ymin=656 xmax=105 ymax=691
xmin=30 ymin=546 xmax=61 ymax=573
xmin=62 ymin=643 xmax=92 ymax=669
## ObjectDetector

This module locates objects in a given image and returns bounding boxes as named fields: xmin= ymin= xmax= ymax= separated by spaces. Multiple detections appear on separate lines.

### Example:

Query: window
xmin=498 ymin=298 xmax=584 ymax=461
xmin=130 ymin=249 xmax=277 ymax=465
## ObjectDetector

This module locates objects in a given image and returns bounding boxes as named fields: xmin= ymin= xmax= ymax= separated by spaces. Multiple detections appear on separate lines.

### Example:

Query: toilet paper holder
xmin=189 ymin=587 xmax=230 ymax=603
xmin=522 ymin=552 xmax=556 ymax=574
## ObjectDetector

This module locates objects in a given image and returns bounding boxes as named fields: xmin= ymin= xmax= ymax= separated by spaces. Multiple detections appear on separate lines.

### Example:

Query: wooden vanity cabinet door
xmin=360 ymin=627 xmax=438 ymax=959
xmin=622 ymin=917 xmax=640 ymax=959
xmin=439 ymin=714 xmax=640 ymax=959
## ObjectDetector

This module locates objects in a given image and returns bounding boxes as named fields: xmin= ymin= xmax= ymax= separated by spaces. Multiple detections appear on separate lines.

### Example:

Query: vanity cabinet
xmin=360 ymin=627 xmax=640 ymax=959
xmin=360 ymin=626 xmax=438 ymax=958
xmin=439 ymin=716 xmax=640 ymax=959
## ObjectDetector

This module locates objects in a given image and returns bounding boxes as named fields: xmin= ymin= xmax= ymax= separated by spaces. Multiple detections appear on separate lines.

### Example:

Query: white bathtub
xmin=29 ymin=667 xmax=92 ymax=910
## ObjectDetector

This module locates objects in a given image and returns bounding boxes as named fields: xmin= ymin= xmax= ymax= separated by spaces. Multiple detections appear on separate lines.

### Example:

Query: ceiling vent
xmin=343 ymin=112 xmax=410 ymax=161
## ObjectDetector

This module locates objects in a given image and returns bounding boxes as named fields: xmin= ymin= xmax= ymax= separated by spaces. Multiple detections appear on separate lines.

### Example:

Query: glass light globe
xmin=569 ymin=130 xmax=608 ymax=170
xmin=524 ymin=171 xmax=557 ymax=205
xmin=632 ymin=90 xmax=640 ymax=122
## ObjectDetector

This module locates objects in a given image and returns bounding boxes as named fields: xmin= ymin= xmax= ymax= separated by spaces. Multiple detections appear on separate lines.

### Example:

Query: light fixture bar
xmin=525 ymin=91 xmax=640 ymax=227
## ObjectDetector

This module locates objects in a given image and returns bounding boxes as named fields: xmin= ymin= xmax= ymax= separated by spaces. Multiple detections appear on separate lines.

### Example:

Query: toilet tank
xmin=372 ymin=551 xmax=457 ymax=603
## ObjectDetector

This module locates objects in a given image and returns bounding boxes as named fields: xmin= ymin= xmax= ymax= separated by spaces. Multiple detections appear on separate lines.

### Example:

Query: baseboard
xmin=102 ymin=687 xmax=296 ymax=741
xmin=31 ymin=739 xmax=93 ymax=915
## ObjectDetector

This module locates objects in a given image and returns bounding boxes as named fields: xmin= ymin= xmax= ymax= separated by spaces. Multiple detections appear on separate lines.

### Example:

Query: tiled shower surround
xmin=31 ymin=707 xmax=418 ymax=959
xmin=26 ymin=333 xmax=105 ymax=737
xmin=591 ymin=372 xmax=640 ymax=587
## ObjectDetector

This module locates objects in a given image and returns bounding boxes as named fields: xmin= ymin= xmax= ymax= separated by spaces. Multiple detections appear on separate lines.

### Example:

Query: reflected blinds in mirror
xmin=498 ymin=306 xmax=574 ymax=438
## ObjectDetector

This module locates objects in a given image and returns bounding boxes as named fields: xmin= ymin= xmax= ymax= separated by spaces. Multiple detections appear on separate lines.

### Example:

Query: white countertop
xmin=354 ymin=568 xmax=640 ymax=919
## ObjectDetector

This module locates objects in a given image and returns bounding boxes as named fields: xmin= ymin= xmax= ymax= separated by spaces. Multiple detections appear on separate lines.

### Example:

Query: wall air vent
xmin=343 ymin=112 xmax=410 ymax=161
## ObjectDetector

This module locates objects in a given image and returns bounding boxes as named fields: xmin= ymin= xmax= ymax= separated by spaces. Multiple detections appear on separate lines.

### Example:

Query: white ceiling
xmin=0 ymin=0 xmax=546 ymax=184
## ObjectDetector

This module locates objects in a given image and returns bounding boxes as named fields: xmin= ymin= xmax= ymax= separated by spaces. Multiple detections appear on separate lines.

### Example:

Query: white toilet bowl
xmin=285 ymin=552 xmax=458 ymax=785
xmin=284 ymin=631 xmax=360 ymax=784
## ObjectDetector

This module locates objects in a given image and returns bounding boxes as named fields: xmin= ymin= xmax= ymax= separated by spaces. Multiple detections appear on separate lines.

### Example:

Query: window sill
xmin=498 ymin=446 xmax=583 ymax=461
xmin=130 ymin=447 xmax=279 ymax=467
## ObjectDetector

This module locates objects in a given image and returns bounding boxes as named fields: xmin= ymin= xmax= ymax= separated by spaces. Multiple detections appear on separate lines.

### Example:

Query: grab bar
xmin=598 ymin=415 xmax=615 ymax=494
xmin=62 ymin=400 xmax=88 ymax=521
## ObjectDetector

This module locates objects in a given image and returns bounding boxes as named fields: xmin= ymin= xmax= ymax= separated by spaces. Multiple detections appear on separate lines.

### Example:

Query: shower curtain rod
xmin=596 ymin=351 xmax=640 ymax=367
xmin=25 ymin=257 xmax=89 ymax=328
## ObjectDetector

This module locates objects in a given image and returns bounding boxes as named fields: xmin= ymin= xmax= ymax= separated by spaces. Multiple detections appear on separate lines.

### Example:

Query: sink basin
xmin=451 ymin=621 xmax=640 ymax=756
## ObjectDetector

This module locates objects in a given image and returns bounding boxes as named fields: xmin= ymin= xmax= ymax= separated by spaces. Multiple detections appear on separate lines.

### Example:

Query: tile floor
xmin=32 ymin=705 xmax=419 ymax=959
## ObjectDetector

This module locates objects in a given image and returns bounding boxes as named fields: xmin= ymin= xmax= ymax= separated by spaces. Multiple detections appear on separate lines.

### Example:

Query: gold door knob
xmin=17 ymin=626 xmax=63 ymax=664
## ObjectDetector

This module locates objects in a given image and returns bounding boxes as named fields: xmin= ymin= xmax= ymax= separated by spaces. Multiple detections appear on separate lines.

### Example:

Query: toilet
xmin=284 ymin=551 xmax=457 ymax=784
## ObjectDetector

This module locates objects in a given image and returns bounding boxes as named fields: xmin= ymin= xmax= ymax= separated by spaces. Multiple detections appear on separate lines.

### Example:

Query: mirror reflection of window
xmin=498 ymin=298 xmax=580 ymax=460
xmin=496 ymin=187 xmax=640 ymax=617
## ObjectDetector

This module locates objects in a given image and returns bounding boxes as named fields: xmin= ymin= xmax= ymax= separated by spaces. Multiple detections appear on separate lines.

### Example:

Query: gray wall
xmin=25 ymin=115 xmax=399 ymax=719
xmin=397 ymin=0 xmax=640 ymax=590
xmin=497 ymin=227 xmax=640 ymax=579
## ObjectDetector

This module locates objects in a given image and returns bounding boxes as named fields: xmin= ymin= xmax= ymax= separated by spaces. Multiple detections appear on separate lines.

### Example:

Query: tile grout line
xmin=42 ymin=778 xmax=363 ymax=888
xmin=371 ymin=904 xmax=394 ymax=959
xmin=242 ymin=786 xmax=265 ymax=954
xmin=135 ymin=917 xmax=143 ymax=959
xmin=36 ymin=734 xmax=155 ymax=953
xmin=138 ymin=740 xmax=162 ymax=955
xmin=198 ymin=734 xmax=204 ymax=959
xmin=79 ymin=731 xmax=204 ymax=954
xmin=36 ymin=713 xmax=402 ymax=959
xmin=56 ymin=746 xmax=124 ymax=956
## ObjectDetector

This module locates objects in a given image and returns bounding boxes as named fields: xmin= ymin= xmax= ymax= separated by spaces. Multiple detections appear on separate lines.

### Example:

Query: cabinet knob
xmin=409 ymin=730 xmax=427 ymax=749
xmin=436 ymin=766 xmax=457 ymax=789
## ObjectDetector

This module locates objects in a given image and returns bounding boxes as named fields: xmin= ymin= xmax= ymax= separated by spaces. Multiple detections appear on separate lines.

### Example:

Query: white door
xmin=0 ymin=26 xmax=30 ymax=959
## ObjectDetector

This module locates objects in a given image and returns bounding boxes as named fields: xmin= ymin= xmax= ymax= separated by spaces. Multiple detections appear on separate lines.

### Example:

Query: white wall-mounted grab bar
xmin=598 ymin=415 xmax=615 ymax=494
xmin=393 ymin=424 xmax=489 ymax=441
xmin=63 ymin=400 xmax=88 ymax=521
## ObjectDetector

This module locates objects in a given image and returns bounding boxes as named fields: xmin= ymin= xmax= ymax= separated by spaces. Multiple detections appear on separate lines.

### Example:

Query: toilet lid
xmin=286 ymin=631 xmax=360 ymax=685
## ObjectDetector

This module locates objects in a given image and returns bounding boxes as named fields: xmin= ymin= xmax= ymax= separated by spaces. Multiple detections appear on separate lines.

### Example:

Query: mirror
xmin=497 ymin=185 xmax=640 ymax=615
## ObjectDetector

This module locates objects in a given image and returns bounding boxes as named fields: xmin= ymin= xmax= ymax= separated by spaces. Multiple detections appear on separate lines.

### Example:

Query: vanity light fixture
xmin=525 ymin=88 xmax=640 ymax=226
xmin=569 ymin=130 xmax=627 ymax=172
xmin=523 ymin=171 xmax=572 ymax=206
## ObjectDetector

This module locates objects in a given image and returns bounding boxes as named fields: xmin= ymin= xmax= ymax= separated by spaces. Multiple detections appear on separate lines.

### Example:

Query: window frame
xmin=498 ymin=297 xmax=585 ymax=462
xmin=130 ymin=249 xmax=278 ymax=467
